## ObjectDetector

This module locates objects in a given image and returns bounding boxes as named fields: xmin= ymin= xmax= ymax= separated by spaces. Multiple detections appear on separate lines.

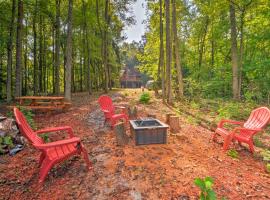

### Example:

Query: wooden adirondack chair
xmin=14 ymin=107 xmax=92 ymax=184
xmin=98 ymin=95 xmax=128 ymax=127
xmin=213 ymin=107 xmax=270 ymax=153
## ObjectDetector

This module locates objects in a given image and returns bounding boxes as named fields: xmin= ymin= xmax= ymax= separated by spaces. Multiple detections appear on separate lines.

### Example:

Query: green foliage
xmin=217 ymin=102 xmax=253 ymax=121
xmin=0 ymin=0 xmax=137 ymax=99
xmin=260 ymin=150 xmax=270 ymax=162
xmin=137 ymin=0 xmax=270 ymax=103
xmin=253 ymin=136 xmax=264 ymax=148
xmin=8 ymin=107 xmax=36 ymax=130
xmin=139 ymin=92 xmax=151 ymax=104
xmin=227 ymin=149 xmax=239 ymax=159
xmin=152 ymin=81 xmax=160 ymax=92
xmin=0 ymin=136 xmax=14 ymax=154
xmin=266 ymin=163 xmax=270 ymax=173
xmin=190 ymin=101 xmax=200 ymax=110
xmin=194 ymin=177 xmax=217 ymax=200
xmin=40 ymin=134 xmax=50 ymax=143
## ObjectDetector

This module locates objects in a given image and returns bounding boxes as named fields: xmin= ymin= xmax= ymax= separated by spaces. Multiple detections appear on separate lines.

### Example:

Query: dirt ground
xmin=0 ymin=89 xmax=270 ymax=200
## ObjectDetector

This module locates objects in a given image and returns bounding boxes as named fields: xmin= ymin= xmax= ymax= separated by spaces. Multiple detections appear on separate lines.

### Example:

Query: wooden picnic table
xmin=15 ymin=96 xmax=71 ymax=111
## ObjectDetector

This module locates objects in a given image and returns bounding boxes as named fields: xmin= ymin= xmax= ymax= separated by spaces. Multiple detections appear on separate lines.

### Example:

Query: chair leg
xmin=223 ymin=135 xmax=232 ymax=151
xmin=248 ymin=141 xmax=255 ymax=153
xmin=80 ymin=146 xmax=92 ymax=170
xmin=104 ymin=118 xmax=108 ymax=126
xmin=110 ymin=118 xmax=116 ymax=128
xmin=39 ymin=152 xmax=46 ymax=167
xmin=39 ymin=160 xmax=53 ymax=184
xmin=124 ymin=115 xmax=128 ymax=124
xmin=212 ymin=132 xmax=217 ymax=141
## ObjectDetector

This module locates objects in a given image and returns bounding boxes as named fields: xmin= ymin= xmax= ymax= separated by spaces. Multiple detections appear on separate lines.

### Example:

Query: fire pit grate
xmin=130 ymin=118 xmax=169 ymax=145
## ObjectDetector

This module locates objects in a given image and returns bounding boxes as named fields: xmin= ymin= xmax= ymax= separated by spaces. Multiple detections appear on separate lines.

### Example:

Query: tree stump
xmin=169 ymin=116 xmax=180 ymax=133
xmin=166 ymin=113 xmax=174 ymax=124
xmin=114 ymin=122 xmax=129 ymax=146
xmin=128 ymin=106 xmax=138 ymax=118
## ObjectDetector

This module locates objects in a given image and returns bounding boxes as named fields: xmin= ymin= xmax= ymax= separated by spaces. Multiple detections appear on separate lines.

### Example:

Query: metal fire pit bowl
xmin=129 ymin=118 xmax=169 ymax=145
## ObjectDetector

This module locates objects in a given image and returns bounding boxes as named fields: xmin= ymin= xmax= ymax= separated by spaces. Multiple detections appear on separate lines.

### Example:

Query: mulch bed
xmin=0 ymin=90 xmax=270 ymax=200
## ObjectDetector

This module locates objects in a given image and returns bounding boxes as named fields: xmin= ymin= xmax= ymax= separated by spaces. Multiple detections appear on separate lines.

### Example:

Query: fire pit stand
xmin=129 ymin=118 xmax=169 ymax=145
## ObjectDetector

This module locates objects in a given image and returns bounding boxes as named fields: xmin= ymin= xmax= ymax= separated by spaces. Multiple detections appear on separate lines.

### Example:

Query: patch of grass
xmin=190 ymin=101 xmax=200 ymax=110
xmin=266 ymin=163 xmax=270 ymax=173
xmin=227 ymin=149 xmax=239 ymax=159
xmin=40 ymin=134 xmax=51 ymax=143
xmin=253 ymin=136 xmax=264 ymax=148
xmin=187 ymin=116 xmax=197 ymax=125
xmin=260 ymin=149 xmax=270 ymax=162
xmin=194 ymin=176 xmax=217 ymax=200
xmin=139 ymin=92 xmax=151 ymax=104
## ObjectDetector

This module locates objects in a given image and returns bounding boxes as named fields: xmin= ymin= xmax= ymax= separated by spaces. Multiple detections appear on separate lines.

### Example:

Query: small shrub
xmin=194 ymin=176 xmax=217 ymax=200
xmin=227 ymin=149 xmax=239 ymax=159
xmin=139 ymin=92 xmax=150 ymax=104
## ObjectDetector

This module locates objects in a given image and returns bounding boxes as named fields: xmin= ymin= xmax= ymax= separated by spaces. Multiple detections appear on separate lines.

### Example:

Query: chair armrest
xmin=233 ymin=127 xmax=262 ymax=132
xmin=35 ymin=126 xmax=74 ymax=137
xmin=36 ymin=137 xmax=81 ymax=149
xmin=230 ymin=127 xmax=262 ymax=137
xmin=218 ymin=119 xmax=243 ymax=128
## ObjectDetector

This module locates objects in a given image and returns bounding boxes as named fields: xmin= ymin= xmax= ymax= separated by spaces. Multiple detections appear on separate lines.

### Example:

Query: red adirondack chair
xmin=213 ymin=107 xmax=270 ymax=153
xmin=14 ymin=107 xmax=92 ymax=184
xmin=98 ymin=95 xmax=128 ymax=127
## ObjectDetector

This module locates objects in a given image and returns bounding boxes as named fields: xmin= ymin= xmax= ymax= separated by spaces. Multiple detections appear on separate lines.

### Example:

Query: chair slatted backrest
xmin=98 ymin=95 xmax=115 ymax=113
xmin=14 ymin=107 xmax=44 ymax=145
xmin=244 ymin=107 xmax=270 ymax=129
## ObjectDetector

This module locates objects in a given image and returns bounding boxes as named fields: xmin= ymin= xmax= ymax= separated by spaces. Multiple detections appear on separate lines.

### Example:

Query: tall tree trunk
xmin=172 ymin=0 xmax=184 ymax=97
xmin=103 ymin=0 xmax=109 ymax=93
xmin=86 ymin=29 xmax=92 ymax=94
xmin=165 ymin=0 xmax=172 ymax=104
xmin=33 ymin=0 xmax=38 ymax=95
xmin=43 ymin=23 xmax=47 ymax=94
xmin=64 ymin=0 xmax=73 ymax=100
xmin=238 ymin=10 xmax=245 ymax=98
xmin=159 ymin=0 xmax=165 ymax=102
xmin=80 ymin=53 xmax=83 ymax=92
xmin=55 ymin=0 xmax=61 ymax=95
xmin=15 ymin=0 xmax=23 ymax=97
xmin=52 ymin=26 xmax=55 ymax=94
xmin=23 ymin=16 xmax=28 ymax=95
xmin=229 ymin=2 xmax=239 ymax=100
xmin=198 ymin=17 xmax=209 ymax=69
xmin=39 ymin=12 xmax=43 ymax=93
xmin=211 ymin=21 xmax=215 ymax=68
xmin=6 ymin=0 xmax=16 ymax=102
xmin=0 ymin=53 xmax=2 ymax=99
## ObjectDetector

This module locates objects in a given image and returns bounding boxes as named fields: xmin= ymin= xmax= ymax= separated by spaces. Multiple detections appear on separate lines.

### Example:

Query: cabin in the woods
xmin=120 ymin=67 xmax=142 ymax=88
